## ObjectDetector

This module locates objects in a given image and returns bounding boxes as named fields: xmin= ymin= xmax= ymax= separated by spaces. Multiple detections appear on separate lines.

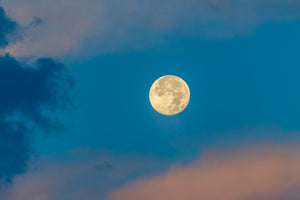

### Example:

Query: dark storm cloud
xmin=0 ymin=6 xmax=73 ymax=182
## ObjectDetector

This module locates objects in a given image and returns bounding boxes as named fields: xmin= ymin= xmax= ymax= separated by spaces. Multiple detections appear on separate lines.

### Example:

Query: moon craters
xmin=149 ymin=75 xmax=190 ymax=116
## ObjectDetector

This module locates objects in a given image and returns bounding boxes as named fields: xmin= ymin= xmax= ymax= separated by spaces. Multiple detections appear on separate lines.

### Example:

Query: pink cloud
xmin=107 ymin=146 xmax=300 ymax=200
xmin=2 ymin=145 xmax=300 ymax=200
xmin=0 ymin=149 xmax=171 ymax=200
xmin=2 ymin=0 xmax=300 ymax=59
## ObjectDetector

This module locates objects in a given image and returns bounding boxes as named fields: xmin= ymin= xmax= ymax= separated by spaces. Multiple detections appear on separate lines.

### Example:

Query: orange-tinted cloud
xmin=107 ymin=146 xmax=300 ymax=200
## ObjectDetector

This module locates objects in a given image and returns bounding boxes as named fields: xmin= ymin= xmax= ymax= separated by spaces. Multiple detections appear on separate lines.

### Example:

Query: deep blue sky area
xmin=34 ymin=21 xmax=300 ymax=159
xmin=1 ymin=1 xmax=300 ymax=199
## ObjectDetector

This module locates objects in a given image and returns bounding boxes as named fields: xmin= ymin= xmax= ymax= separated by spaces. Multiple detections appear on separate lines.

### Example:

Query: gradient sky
xmin=1 ymin=0 xmax=300 ymax=199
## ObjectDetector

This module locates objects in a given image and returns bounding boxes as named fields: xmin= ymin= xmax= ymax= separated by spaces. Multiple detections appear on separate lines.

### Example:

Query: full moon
xmin=149 ymin=75 xmax=190 ymax=116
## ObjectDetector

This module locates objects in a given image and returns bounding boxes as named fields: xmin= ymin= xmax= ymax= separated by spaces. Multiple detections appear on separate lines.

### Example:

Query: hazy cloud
xmin=94 ymin=161 xmax=115 ymax=171
xmin=2 ymin=145 xmax=300 ymax=200
xmin=0 ymin=149 xmax=171 ymax=200
xmin=0 ymin=4 xmax=16 ymax=48
xmin=107 ymin=145 xmax=300 ymax=200
xmin=2 ymin=0 xmax=300 ymax=58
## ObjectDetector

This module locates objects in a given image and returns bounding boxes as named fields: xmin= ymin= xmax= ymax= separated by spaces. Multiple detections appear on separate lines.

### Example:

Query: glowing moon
xmin=149 ymin=75 xmax=190 ymax=116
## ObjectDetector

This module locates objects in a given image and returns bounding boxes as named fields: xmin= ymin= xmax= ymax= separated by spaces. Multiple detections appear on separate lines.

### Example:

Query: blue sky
xmin=1 ymin=0 xmax=300 ymax=199
xmin=36 ymin=21 xmax=300 ymax=154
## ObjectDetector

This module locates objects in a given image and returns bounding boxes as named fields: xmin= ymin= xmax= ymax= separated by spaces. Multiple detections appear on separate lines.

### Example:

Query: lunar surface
xmin=149 ymin=75 xmax=190 ymax=115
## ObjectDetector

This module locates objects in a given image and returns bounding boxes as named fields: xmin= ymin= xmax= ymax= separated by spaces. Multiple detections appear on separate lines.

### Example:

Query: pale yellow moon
xmin=149 ymin=75 xmax=190 ymax=116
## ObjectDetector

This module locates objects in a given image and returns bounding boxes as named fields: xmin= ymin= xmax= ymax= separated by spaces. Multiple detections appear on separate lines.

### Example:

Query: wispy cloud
xmin=2 ymin=0 xmax=300 ymax=58
xmin=107 ymin=145 xmax=300 ymax=200
xmin=2 ymin=145 xmax=300 ymax=200
xmin=0 ymin=149 xmax=171 ymax=200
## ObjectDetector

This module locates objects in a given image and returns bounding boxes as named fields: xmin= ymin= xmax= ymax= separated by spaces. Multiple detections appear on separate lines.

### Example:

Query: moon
xmin=149 ymin=75 xmax=190 ymax=116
